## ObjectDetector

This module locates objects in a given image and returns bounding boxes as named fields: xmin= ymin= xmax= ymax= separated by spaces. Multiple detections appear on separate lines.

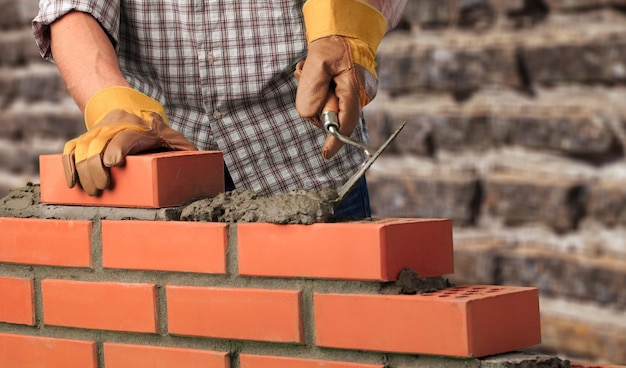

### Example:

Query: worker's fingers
xmin=61 ymin=149 xmax=78 ymax=189
xmin=104 ymin=130 xmax=159 ymax=168
xmin=331 ymin=69 xmax=361 ymax=157
xmin=75 ymin=154 xmax=110 ymax=196
xmin=294 ymin=59 xmax=333 ymax=123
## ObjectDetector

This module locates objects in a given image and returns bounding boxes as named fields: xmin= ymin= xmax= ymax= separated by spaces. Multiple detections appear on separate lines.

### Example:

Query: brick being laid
xmin=39 ymin=151 xmax=224 ymax=208
xmin=237 ymin=218 xmax=453 ymax=281
xmin=314 ymin=285 xmax=541 ymax=358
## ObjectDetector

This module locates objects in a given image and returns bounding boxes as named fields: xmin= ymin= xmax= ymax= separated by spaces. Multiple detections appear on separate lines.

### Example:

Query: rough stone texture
xmin=498 ymin=247 xmax=626 ymax=307
xmin=586 ymin=169 xmax=626 ymax=226
xmin=377 ymin=33 xmax=521 ymax=95
xmin=0 ymin=29 xmax=41 ymax=66
xmin=545 ymin=0 xmax=612 ymax=11
xmin=540 ymin=298 xmax=626 ymax=364
xmin=0 ymin=64 xmax=68 ymax=103
xmin=0 ymin=0 xmax=38 ymax=30
xmin=521 ymin=32 xmax=626 ymax=86
xmin=483 ymin=172 xmax=584 ymax=233
xmin=366 ymin=88 xmax=623 ymax=159
xmin=367 ymin=156 xmax=480 ymax=226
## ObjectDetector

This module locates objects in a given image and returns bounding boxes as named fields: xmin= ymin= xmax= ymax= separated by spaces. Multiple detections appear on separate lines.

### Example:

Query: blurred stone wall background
xmin=0 ymin=0 xmax=82 ymax=195
xmin=1 ymin=0 xmax=625 ymax=365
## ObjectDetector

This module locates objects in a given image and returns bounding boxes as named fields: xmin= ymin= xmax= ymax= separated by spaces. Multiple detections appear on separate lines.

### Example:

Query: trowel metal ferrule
xmin=321 ymin=111 xmax=372 ymax=157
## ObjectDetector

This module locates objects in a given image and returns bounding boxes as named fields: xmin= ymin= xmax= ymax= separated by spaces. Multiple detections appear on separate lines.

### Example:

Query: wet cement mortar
xmin=180 ymin=188 xmax=339 ymax=224
xmin=0 ymin=185 xmax=574 ymax=367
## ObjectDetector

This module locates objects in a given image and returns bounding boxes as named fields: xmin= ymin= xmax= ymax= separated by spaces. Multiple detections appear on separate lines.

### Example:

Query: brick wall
xmin=1 ymin=0 xmax=626 ymax=365
xmin=0 ymin=153 xmax=552 ymax=368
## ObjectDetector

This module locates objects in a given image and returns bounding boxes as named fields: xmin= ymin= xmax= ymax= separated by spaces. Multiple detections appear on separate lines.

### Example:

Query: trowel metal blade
xmin=333 ymin=121 xmax=407 ymax=208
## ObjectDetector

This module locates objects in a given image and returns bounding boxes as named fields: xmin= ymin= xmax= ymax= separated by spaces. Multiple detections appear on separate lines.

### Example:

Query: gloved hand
xmin=63 ymin=86 xmax=198 ymax=196
xmin=295 ymin=0 xmax=386 ymax=159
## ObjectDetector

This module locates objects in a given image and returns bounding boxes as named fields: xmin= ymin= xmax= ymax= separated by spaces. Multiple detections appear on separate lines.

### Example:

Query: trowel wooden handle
xmin=322 ymin=88 xmax=339 ymax=115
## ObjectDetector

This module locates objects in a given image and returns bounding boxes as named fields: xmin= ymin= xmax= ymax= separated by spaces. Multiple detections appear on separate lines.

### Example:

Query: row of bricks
xmin=0 ymin=216 xmax=454 ymax=281
xmin=0 ymin=277 xmax=540 ymax=357
xmin=0 ymin=333 xmax=378 ymax=368
xmin=0 ymin=333 xmax=620 ymax=368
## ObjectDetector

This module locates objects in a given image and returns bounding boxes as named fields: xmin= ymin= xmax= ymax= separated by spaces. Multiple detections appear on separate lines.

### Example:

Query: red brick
xmin=314 ymin=285 xmax=541 ymax=358
xmin=238 ymin=218 xmax=453 ymax=280
xmin=240 ymin=354 xmax=384 ymax=368
xmin=167 ymin=286 xmax=303 ymax=343
xmin=104 ymin=343 xmax=229 ymax=368
xmin=0 ymin=277 xmax=34 ymax=325
xmin=42 ymin=279 xmax=157 ymax=333
xmin=102 ymin=220 xmax=228 ymax=273
xmin=0 ymin=217 xmax=92 ymax=267
xmin=39 ymin=151 xmax=224 ymax=208
xmin=0 ymin=333 xmax=97 ymax=368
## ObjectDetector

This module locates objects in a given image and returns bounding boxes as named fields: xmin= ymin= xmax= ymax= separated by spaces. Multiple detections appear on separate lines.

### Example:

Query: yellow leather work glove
xmin=295 ymin=0 xmax=386 ymax=159
xmin=63 ymin=86 xmax=198 ymax=196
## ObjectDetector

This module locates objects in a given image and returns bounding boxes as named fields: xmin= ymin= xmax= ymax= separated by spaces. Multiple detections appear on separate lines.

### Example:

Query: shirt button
xmin=206 ymin=53 xmax=215 ymax=63
xmin=213 ymin=110 xmax=222 ymax=119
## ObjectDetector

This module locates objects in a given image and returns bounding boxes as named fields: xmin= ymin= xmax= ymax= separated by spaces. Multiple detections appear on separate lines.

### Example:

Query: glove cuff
xmin=84 ymin=86 xmax=168 ymax=130
xmin=303 ymin=0 xmax=387 ymax=53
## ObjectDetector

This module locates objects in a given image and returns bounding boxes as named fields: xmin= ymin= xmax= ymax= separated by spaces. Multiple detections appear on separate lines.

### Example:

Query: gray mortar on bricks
xmin=0 ymin=184 xmax=572 ymax=368
xmin=0 ymin=184 xmax=338 ymax=224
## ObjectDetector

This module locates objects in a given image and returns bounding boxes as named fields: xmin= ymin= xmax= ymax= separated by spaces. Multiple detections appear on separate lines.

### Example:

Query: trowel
xmin=320 ymin=90 xmax=406 ymax=209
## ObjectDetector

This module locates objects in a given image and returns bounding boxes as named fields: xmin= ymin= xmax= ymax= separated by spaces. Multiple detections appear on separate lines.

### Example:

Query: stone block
xmin=483 ymin=164 xmax=587 ymax=232
xmin=545 ymin=0 xmax=611 ymax=11
xmin=377 ymin=33 xmax=520 ymax=95
xmin=402 ymin=0 xmax=455 ymax=29
xmin=541 ymin=298 xmax=626 ymax=363
xmin=448 ymin=233 xmax=510 ymax=285
xmin=521 ymin=30 xmax=626 ymax=85
xmin=0 ymin=0 xmax=39 ymax=30
xmin=368 ymin=157 xmax=479 ymax=226
xmin=1 ymin=102 xmax=84 ymax=142
xmin=587 ymin=176 xmax=626 ymax=227
xmin=0 ymin=29 xmax=41 ymax=66
xmin=498 ymin=247 xmax=626 ymax=308
xmin=0 ymin=65 xmax=67 ymax=103
xmin=494 ymin=104 xmax=618 ymax=157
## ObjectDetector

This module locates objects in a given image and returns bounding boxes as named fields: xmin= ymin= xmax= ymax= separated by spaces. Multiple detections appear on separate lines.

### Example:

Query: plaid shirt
xmin=33 ymin=0 xmax=368 ymax=195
